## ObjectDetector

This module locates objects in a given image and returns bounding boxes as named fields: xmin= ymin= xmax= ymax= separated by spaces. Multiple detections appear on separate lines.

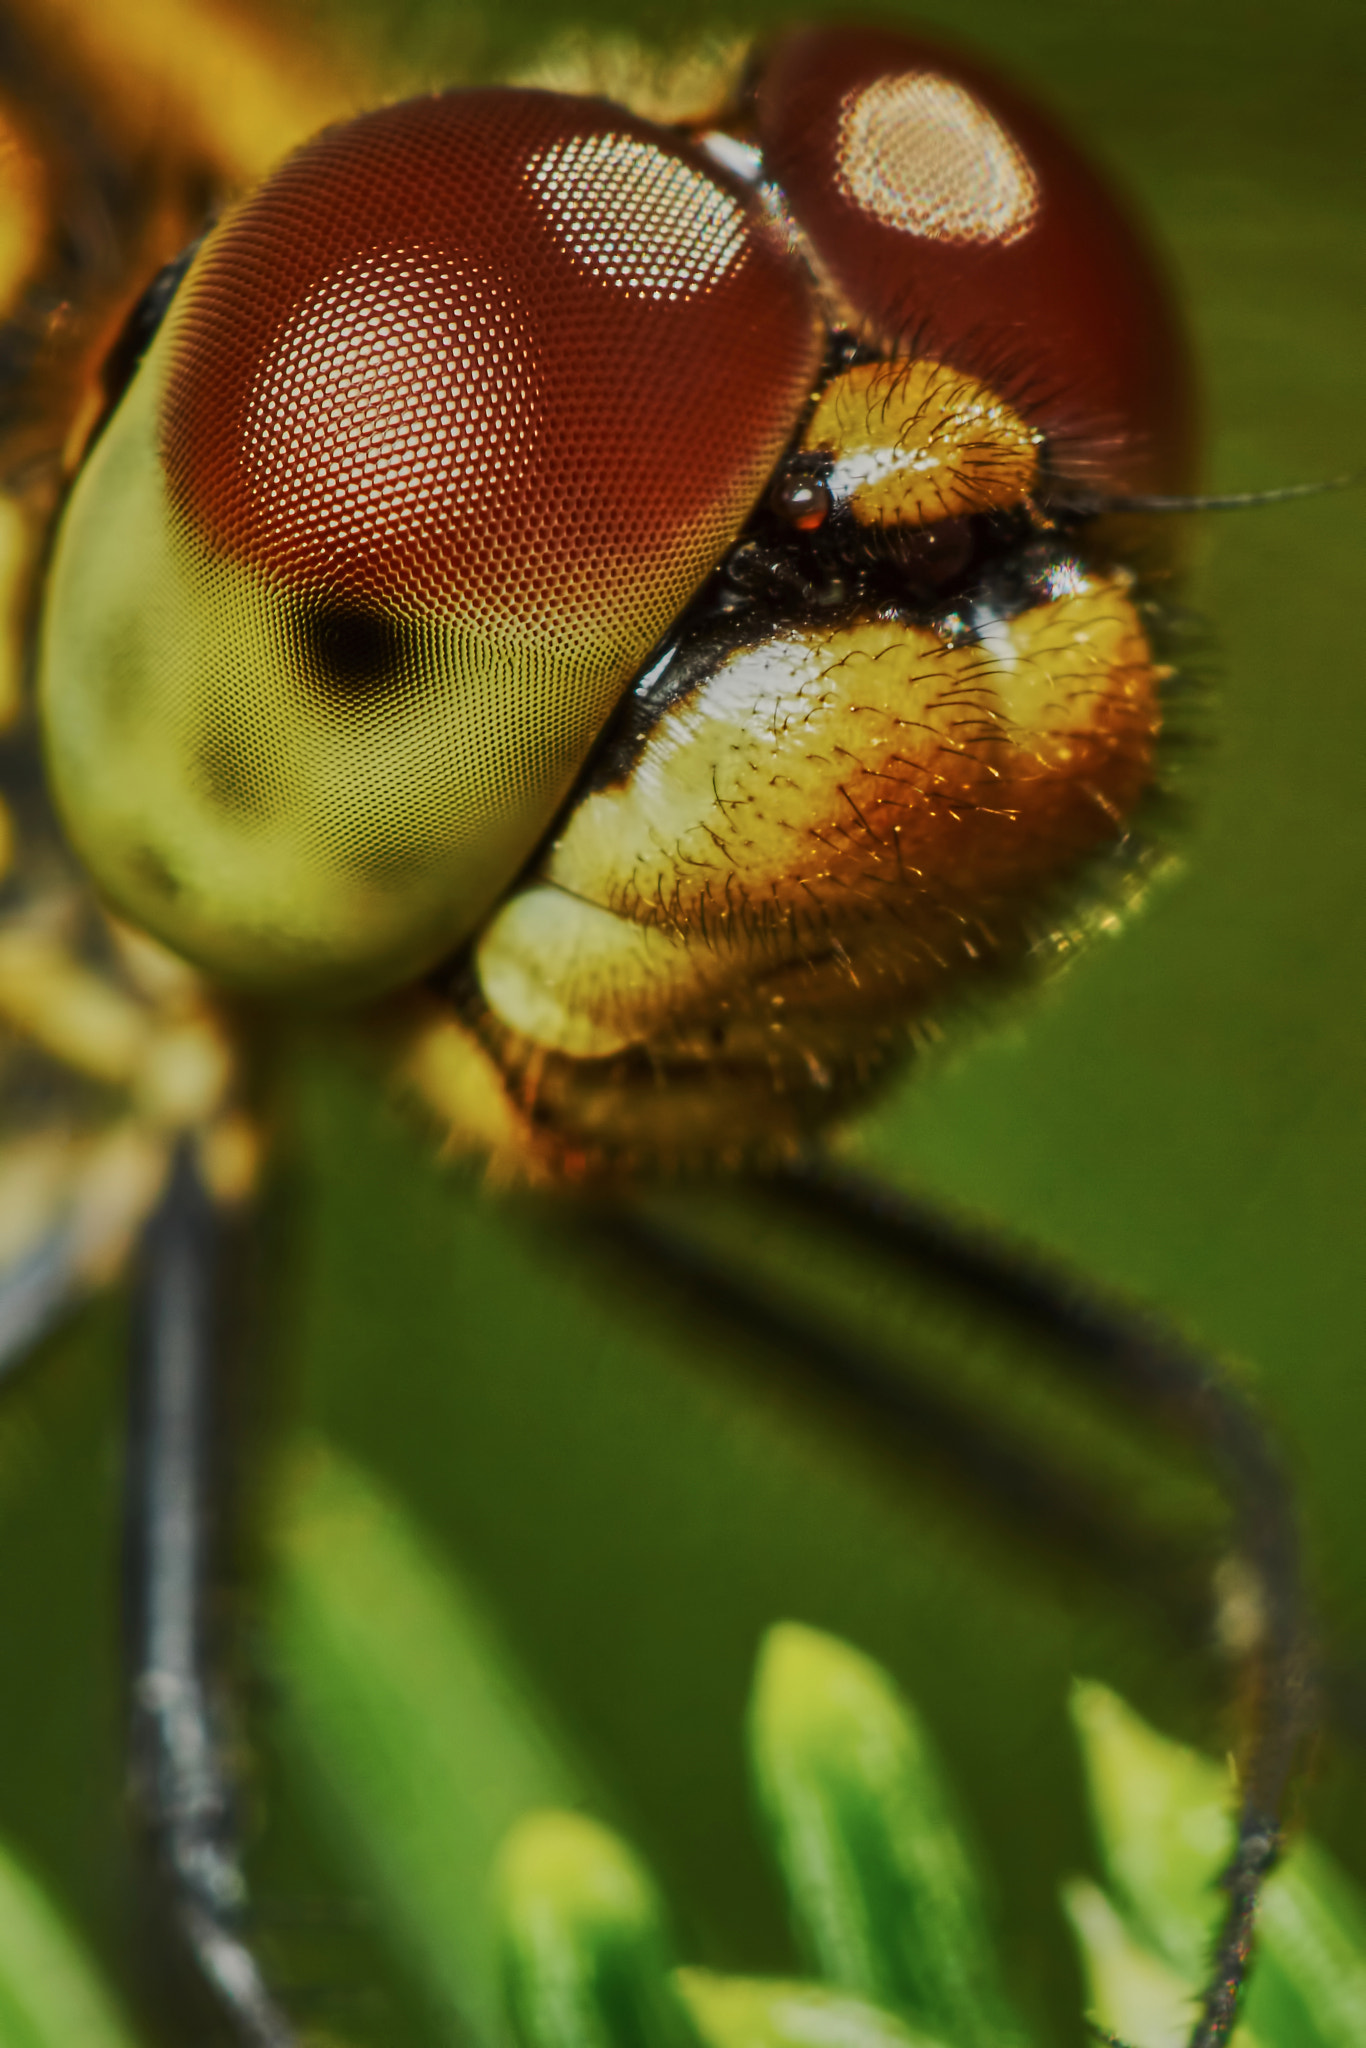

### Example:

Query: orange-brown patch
xmin=434 ymin=571 xmax=1160 ymax=1177
xmin=801 ymin=357 xmax=1041 ymax=527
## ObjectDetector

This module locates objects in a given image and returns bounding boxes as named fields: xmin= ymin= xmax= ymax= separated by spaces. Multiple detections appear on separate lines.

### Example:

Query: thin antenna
xmin=1057 ymin=473 xmax=1359 ymax=517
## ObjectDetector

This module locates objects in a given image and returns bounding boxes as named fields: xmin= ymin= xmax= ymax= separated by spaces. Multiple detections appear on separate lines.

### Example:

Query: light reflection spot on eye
xmin=239 ymin=250 xmax=542 ymax=539
xmin=525 ymin=131 xmax=749 ymax=297
xmin=835 ymin=71 xmax=1040 ymax=247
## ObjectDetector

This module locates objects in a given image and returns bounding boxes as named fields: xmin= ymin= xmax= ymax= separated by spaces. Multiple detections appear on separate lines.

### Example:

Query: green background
xmin=0 ymin=0 xmax=1362 ymax=2042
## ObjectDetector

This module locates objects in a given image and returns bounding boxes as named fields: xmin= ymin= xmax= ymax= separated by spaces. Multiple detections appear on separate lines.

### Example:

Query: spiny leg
xmin=766 ymin=1156 xmax=1314 ymax=2048
xmin=584 ymin=1203 xmax=1214 ymax=1639
xmin=586 ymin=1154 xmax=1315 ymax=2048
xmin=125 ymin=1138 xmax=296 ymax=2048
xmin=112 ymin=1130 xmax=1314 ymax=2048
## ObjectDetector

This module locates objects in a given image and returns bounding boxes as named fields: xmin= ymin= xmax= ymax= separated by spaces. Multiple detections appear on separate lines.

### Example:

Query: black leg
xmin=125 ymin=1139 xmax=297 ymax=2048
xmin=581 ymin=1155 xmax=1316 ymax=2048
xmin=583 ymin=1203 xmax=1214 ymax=1637
xmin=765 ymin=1156 xmax=1315 ymax=2048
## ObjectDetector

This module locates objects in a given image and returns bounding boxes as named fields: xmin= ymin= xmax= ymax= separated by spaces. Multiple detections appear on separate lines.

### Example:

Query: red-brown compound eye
xmin=166 ymin=89 xmax=817 ymax=637
xmin=752 ymin=26 xmax=1195 ymax=495
xmin=40 ymin=89 xmax=821 ymax=1001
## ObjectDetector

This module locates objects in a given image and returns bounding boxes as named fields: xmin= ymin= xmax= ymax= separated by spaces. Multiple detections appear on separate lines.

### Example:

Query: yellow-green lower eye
xmin=38 ymin=87 xmax=819 ymax=1002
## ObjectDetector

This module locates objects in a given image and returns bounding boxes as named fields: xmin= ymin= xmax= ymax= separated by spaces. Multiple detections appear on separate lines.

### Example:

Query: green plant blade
xmin=748 ymin=1623 xmax=1025 ymax=2048
xmin=678 ymin=1969 xmax=951 ymax=2048
xmin=1062 ymin=1876 xmax=1228 ymax=2048
xmin=1068 ymin=1682 xmax=1229 ymax=1977
xmin=0 ymin=1835 xmax=144 ymax=2048
xmin=267 ymin=1439 xmax=591 ymax=2044
xmin=1252 ymin=1841 xmax=1366 ymax=2048
xmin=1070 ymin=1681 xmax=1366 ymax=2048
xmin=498 ymin=1811 xmax=701 ymax=2048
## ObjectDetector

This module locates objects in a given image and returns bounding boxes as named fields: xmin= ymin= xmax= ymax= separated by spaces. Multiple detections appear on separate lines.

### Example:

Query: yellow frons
xmin=475 ymin=889 xmax=692 ymax=1059
xmin=801 ymin=356 xmax=1041 ymax=528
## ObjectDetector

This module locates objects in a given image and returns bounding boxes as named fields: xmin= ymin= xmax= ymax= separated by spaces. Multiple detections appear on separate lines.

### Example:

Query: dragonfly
xmin=0 ymin=1 xmax=1359 ymax=2045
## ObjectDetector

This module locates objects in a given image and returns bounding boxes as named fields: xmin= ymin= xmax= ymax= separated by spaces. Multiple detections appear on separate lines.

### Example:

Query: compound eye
xmin=39 ymin=91 xmax=819 ymax=1000
xmin=753 ymin=26 xmax=1195 ymax=494
xmin=297 ymin=603 xmax=412 ymax=706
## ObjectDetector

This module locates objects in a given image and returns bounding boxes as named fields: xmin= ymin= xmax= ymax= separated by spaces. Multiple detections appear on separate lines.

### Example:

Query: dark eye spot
xmin=296 ymin=601 xmax=412 ymax=707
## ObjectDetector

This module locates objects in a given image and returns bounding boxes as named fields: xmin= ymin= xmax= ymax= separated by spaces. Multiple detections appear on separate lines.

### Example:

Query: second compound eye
xmin=751 ymin=24 xmax=1196 ymax=495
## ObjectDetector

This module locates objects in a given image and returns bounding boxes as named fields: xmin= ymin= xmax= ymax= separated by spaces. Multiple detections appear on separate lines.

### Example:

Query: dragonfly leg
xmin=585 ymin=1154 xmax=1315 ymax=2048
xmin=765 ymin=1155 xmax=1315 ymax=2048
xmin=125 ymin=1138 xmax=296 ymax=2048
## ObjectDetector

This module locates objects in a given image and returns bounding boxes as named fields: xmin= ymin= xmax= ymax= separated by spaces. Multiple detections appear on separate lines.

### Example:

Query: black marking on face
xmin=99 ymin=235 xmax=205 ymax=415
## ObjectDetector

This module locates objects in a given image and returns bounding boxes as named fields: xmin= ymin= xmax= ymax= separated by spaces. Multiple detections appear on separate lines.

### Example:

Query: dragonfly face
xmin=36 ymin=21 xmax=1196 ymax=1180
xmin=0 ymin=4 xmax=1360 ymax=2045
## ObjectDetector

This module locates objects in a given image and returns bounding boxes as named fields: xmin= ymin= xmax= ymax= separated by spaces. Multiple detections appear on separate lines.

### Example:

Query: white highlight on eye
xmin=835 ymin=71 xmax=1040 ymax=247
xmin=526 ymin=132 xmax=748 ymax=298
xmin=697 ymin=130 xmax=763 ymax=186
xmin=241 ymin=249 xmax=541 ymax=537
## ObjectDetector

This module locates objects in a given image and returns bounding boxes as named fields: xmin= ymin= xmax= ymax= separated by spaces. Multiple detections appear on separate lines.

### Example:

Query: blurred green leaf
xmin=1070 ymin=1682 xmax=1366 ymax=2048
xmin=1068 ymin=1681 xmax=1230 ymax=1977
xmin=1060 ymin=1876 xmax=1231 ymax=2048
xmin=267 ymin=1439 xmax=593 ymax=2043
xmin=0 ymin=1833 xmax=145 ymax=2048
xmin=678 ymin=1970 xmax=948 ymax=2048
xmin=747 ymin=1623 xmax=1025 ymax=2048
xmin=499 ymin=1810 xmax=701 ymax=2048
xmin=1257 ymin=1843 xmax=1366 ymax=2048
